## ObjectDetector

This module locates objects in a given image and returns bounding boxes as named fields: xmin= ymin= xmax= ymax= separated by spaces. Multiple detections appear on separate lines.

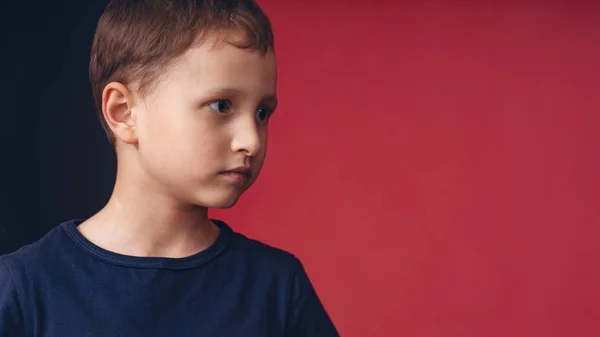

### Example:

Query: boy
xmin=0 ymin=0 xmax=339 ymax=336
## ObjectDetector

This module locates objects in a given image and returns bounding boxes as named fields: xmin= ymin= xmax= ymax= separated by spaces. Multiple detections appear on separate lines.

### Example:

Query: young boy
xmin=0 ymin=1 xmax=339 ymax=336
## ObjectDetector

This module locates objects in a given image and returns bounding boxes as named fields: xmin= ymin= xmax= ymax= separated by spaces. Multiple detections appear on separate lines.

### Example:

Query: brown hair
xmin=89 ymin=0 xmax=275 ymax=145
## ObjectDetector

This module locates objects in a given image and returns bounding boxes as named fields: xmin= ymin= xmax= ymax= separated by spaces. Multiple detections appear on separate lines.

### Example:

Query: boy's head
xmin=89 ymin=0 xmax=277 ymax=208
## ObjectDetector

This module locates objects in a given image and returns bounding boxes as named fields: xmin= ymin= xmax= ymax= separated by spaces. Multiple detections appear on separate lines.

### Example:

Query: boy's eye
xmin=209 ymin=100 xmax=230 ymax=113
xmin=256 ymin=108 xmax=270 ymax=123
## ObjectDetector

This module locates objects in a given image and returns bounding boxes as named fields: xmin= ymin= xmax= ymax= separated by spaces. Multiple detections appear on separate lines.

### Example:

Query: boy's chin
xmin=208 ymin=198 xmax=240 ymax=209
xmin=192 ymin=191 xmax=244 ymax=209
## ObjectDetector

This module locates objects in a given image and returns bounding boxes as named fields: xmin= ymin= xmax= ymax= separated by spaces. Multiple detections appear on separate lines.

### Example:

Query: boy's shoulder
xmin=219 ymin=219 xmax=305 ymax=273
xmin=0 ymin=222 xmax=65 ymax=277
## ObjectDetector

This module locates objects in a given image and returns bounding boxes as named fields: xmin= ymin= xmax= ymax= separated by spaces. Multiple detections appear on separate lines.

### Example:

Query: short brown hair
xmin=89 ymin=0 xmax=275 ymax=145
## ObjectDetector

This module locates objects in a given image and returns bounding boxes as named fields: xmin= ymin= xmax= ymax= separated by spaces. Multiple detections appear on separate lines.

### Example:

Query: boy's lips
xmin=219 ymin=166 xmax=252 ymax=182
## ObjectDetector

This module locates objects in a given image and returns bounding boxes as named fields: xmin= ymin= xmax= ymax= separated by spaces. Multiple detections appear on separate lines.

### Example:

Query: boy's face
xmin=130 ymin=31 xmax=277 ymax=208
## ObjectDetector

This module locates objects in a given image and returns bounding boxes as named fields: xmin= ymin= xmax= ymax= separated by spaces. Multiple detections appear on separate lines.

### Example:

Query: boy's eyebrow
xmin=263 ymin=94 xmax=278 ymax=108
xmin=206 ymin=87 xmax=278 ymax=107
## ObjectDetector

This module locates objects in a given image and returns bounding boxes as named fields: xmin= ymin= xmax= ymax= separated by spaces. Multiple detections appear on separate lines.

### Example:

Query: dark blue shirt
xmin=0 ymin=219 xmax=339 ymax=337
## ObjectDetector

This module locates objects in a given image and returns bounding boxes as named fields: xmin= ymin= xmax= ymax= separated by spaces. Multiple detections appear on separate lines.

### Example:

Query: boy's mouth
xmin=219 ymin=167 xmax=252 ymax=182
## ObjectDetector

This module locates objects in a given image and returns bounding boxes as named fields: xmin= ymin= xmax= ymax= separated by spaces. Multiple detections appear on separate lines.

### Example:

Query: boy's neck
xmin=77 ymin=166 xmax=220 ymax=259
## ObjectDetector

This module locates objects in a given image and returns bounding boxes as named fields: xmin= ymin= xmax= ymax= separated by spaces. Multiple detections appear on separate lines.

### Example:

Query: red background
xmin=212 ymin=1 xmax=600 ymax=336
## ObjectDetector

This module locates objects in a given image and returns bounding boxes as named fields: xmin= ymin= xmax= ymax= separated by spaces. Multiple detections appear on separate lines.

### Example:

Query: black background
xmin=1 ymin=1 xmax=115 ymax=254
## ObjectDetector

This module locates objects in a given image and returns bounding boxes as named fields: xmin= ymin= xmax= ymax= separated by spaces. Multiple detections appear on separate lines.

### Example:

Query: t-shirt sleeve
xmin=0 ymin=258 xmax=25 ymax=337
xmin=286 ymin=258 xmax=340 ymax=337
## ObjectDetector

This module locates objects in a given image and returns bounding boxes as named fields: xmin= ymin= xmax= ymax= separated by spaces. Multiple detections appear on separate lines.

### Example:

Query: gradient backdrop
xmin=1 ymin=1 xmax=599 ymax=336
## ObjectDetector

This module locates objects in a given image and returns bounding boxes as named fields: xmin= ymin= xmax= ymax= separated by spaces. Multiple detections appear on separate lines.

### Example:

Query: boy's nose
xmin=230 ymin=121 xmax=262 ymax=157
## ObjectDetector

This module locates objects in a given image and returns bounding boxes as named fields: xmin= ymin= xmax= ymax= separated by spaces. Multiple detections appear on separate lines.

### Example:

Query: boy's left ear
xmin=101 ymin=82 xmax=138 ymax=145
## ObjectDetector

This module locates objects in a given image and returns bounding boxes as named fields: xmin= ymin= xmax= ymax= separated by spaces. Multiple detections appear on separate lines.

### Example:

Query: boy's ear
xmin=102 ymin=82 xmax=138 ymax=145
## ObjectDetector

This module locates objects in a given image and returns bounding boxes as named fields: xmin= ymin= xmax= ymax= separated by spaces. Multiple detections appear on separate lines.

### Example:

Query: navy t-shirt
xmin=0 ymin=219 xmax=339 ymax=337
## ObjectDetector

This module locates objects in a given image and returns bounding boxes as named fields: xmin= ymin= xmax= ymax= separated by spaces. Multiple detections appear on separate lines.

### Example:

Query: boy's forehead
xmin=165 ymin=32 xmax=276 ymax=95
xmin=184 ymin=30 xmax=274 ymax=67
xmin=181 ymin=45 xmax=275 ymax=77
